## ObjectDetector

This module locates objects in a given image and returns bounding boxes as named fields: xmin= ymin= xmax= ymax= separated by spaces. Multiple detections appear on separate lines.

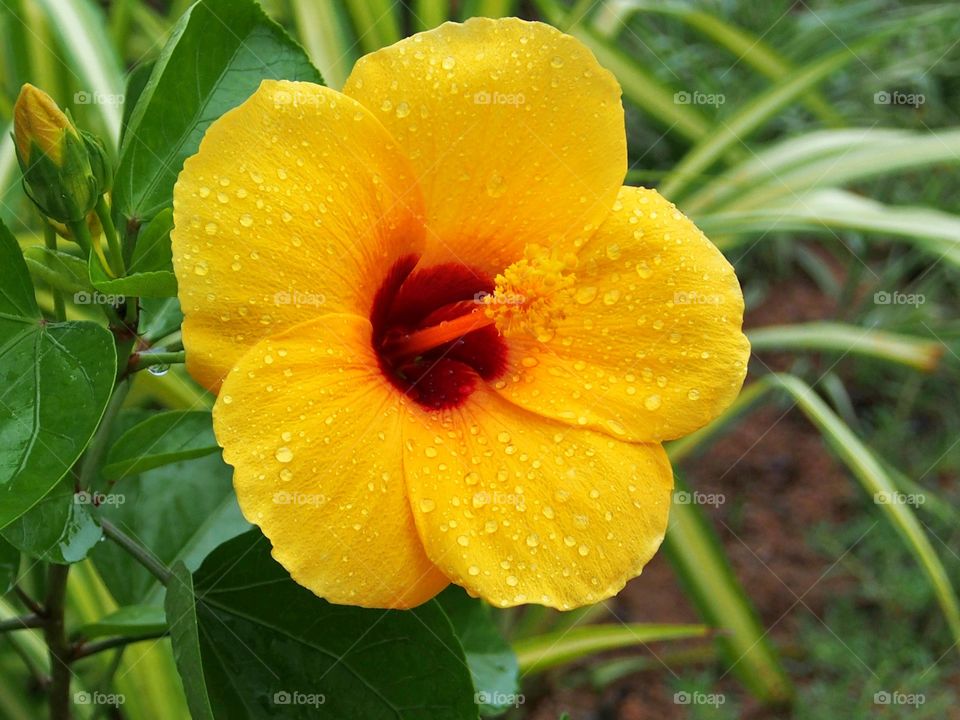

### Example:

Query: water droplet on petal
xmin=275 ymin=446 xmax=294 ymax=463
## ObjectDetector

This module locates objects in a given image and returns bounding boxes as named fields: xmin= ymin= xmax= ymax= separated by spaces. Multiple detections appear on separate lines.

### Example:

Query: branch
xmin=0 ymin=614 xmax=45 ymax=633
xmin=44 ymin=564 xmax=72 ymax=720
xmin=100 ymin=519 xmax=172 ymax=585
xmin=71 ymin=631 xmax=169 ymax=662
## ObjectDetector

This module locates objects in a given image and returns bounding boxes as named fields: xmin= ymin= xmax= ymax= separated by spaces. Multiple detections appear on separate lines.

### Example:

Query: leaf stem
xmin=100 ymin=519 xmax=172 ymax=586
xmin=94 ymin=195 xmax=125 ymax=277
xmin=0 ymin=614 xmax=45 ymax=633
xmin=14 ymin=584 xmax=46 ymax=616
xmin=71 ymin=631 xmax=169 ymax=662
xmin=77 ymin=379 xmax=130 ymax=490
xmin=42 ymin=223 xmax=66 ymax=321
xmin=43 ymin=564 xmax=71 ymax=720
xmin=127 ymin=350 xmax=186 ymax=374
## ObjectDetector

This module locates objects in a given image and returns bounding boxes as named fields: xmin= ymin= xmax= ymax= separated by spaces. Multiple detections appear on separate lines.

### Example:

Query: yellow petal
xmin=402 ymin=385 xmax=672 ymax=609
xmin=343 ymin=17 xmax=626 ymax=273
xmin=172 ymin=80 xmax=426 ymax=390
xmin=214 ymin=314 xmax=448 ymax=608
xmin=493 ymin=186 xmax=750 ymax=442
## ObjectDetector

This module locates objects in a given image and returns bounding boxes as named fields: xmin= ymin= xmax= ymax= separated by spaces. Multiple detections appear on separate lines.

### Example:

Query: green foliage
xmin=167 ymin=530 xmax=479 ymax=720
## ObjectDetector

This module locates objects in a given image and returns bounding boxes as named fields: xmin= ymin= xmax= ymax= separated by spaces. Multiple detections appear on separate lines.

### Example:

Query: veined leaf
xmin=166 ymin=531 xmax=478 ymax=720
xmin=102 ymin=410 xmax=218 ymax=479
xmin=0 ymin=220 xmax=116 ymax=530
xmin=113 ymin=0 xmax=321 ymax=225
xmin=78 ymin=604 xmax=167 ymax=639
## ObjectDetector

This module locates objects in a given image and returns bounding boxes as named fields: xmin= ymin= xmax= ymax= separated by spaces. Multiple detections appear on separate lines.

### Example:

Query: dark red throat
xmin=370 ymin=255 xmax=508 ymax=409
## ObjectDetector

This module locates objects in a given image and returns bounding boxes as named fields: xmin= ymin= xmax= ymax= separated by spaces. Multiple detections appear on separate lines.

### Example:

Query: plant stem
xmin=43 ymin=564 xmax=71 ymax=720
xmin=127 ymin=350 xmax=186 ymax=374
xmin=94 ymin=195 xmax=125 ymax=277
xmin=77 ymin=380 xmax=130 ymax=490
xmin=14 ymin=585 xmax=46 ymax=616
xmin=71 ymin=631 xmax=168 ymax=662
xmin=0 ymin=614 xmax=45 ymax=633
xmin=100 ymin=520 xmax=172 ymax=586
xmin=42 ymin=223 xmax=66 ymax=321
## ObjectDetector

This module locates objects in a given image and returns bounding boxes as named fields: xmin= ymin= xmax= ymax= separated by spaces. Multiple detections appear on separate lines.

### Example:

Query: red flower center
xmin=371 ymin=255 xmax=509 ymax=409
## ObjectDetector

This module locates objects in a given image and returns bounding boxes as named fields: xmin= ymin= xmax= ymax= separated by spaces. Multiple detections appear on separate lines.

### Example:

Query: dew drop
xmin=419 ymin=498 xmax=436 ymax=513
xmin=441 ymin=56 xmax=456 ymax=70
xmin=239 ymin=214 xmax=253 ymax=227
xmin=575 ymin=286 xmax=598 ymax=304
xmin=275 ymin=446 xmax=294 ymax=463
xmin=644 ymin=394 xmax=662 ymax=411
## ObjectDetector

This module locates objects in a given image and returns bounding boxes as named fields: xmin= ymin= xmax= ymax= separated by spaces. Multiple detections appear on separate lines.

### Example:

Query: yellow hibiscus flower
xmin=171 ymin=17 xmax=749 ymax=610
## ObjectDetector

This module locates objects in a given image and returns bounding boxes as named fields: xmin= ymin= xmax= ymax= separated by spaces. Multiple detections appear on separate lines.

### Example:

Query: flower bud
xmin=13 ymin=84 xmax=101 ymax=223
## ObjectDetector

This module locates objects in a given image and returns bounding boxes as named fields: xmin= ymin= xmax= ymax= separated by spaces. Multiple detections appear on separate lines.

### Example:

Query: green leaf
xmin=121 ymin=61 xmax=156 ymax=141
xmin=89 ymin=208 xmax=177 ymax=298
xmin=23 ymin=247 xmax=92 ymax=295
xmin=139 ymin=296 xmax=183 ymax=343
xmin=103 ymin=410 xmax=218 ymax=479
xmin=92 ymin=453 xmax=249 ymax=605
xmin=1 ymin=478 xmax=102 ymax=564
xmin=658 ymin=44 xmax=869 ymax=200
xmin=747 ymin=322 xmax=944 ymax=372
xmin=33 ymin=0 xmax=125 ymax=146
xmin=0 ymin=221 xmax=116 ymax=529
xmin=113 ymin=0 xmax=322 ymax=224
xmin=0 ymin=536 xmax=17 ymax=592
xmin=166 ymin=530 xmax=479 ymax=719
xmin=767 ymin=374 xmax=960 ymax=645
xmin=662 ymin=476 xmax=793 ymax=703
xmin=513 ymin=623 xmax=709 ymax=675
xmin=700 ymin=189 xmax=960 ymax=268
xmin=436 ymin=587 xmax=519 ymax=717
xmin=166 ymin=563 xmax=214 ymax=720
xmin=79 ymin=604 xmax=167 ymax=639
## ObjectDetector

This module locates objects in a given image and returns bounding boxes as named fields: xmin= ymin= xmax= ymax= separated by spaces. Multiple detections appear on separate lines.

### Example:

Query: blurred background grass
xmin=1 ymin=1 xmax=959 ymax=718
